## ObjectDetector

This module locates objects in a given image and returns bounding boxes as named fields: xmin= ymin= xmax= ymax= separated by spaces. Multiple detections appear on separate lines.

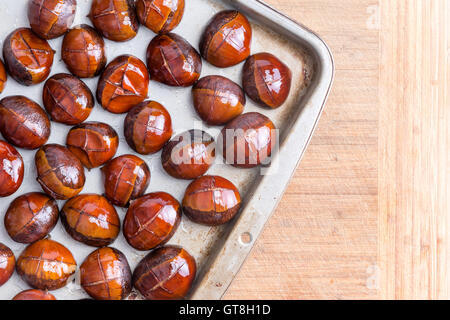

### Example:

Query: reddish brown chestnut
xmin=62 ymin=24 xmax=107 ymax=78
xmin=192 ymin=75 xmax=245 ymax=125
xmin=66 ymin=122 xmax=119 ymax=169
xmin=242 ymin=52 xmax=292 ymax=109
xmin=61 ymin=194 xmax=120 ymax=247
xmin=4 ymin=192 xmax=59 ymax=244
xmin=101 ymin=154 xmax=150 ymax=207
xmin=133 ymin=245 xmax=196 ymax=300
xmin=161 ymin=130 xmax=215 ymax=180
xmin=89 ymin=0 xmax=139 ymax=42
xmin=0 ymin=59 xmax=7 ymax=93
xmin=16 ymin=239 xmax=77 ymax=290
xmin=200 ymin=10 xmax=252 ymax=68
xmin=2 ymin=28 xmax=54 ymax=86
xmin=80 ymin=247 xmax=131 ymax=300
xmin=12 ymin=289 xmax=56 ymax=300
xmin=35 ymin=144 xmax=86 ymax=200
xmin=124 ymin=101 xmax=172 ymax=155
xmin=0 ymin=243 xmax=15 ymax=286
xmin=28 ymin=0 xmax=77 ymax=40
xmin=97 ymin=55 xmax=149 ymax=114
xmin=123 ymin=192 xmax=181 ymax=251
xmin=146 ymin=33 xmax=202 ymax=87
xmin=136 ymin=0 xmax=185 ymax=34
xmin=0 ymin=141 xmax=24 ymax=197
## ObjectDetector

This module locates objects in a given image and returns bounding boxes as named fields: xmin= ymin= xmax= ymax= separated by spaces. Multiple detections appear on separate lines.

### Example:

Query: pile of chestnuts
xmin=0 ymin=0 xmax=294 ymax=300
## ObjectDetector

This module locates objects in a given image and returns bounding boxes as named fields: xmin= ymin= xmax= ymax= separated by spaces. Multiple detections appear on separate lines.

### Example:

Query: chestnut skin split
xmin=136 ymin=0 xmax=185 ymax=34
xmin=0 ymin=243 xmax=15 ymax=287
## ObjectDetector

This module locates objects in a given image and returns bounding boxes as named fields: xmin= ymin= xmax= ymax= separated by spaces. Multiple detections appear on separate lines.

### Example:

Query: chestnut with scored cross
xmin=0 ymin=140 xmax=24 ymax=197
xmin=0 ymin=243 xmax=15 ymax=287
xmin=136 ymin=0 xmax=185 ymax=34
xmin=12 ymin=289 xmax=56 ymax=300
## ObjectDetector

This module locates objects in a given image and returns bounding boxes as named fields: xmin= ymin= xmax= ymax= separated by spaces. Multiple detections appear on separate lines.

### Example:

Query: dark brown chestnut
xmin=0 ymin=141 xmax=24 ymax=197
xmin=61 ymin=194 xmax=120 ymax=247
xmin=12 ymin=289 xmax=56 ymax=300
xmin=220 ymin=112 xmax=277 ymax=168
xmin=133 ymin=245 xmax=196 ymax=300
xmin=200 ymin=10 xmax=252 ymax=68
xmin=28 ymin=0 xmax=77 ymax=40
xmin=0 ymin=243 xmax=15 ymax=287
xmin=192 ymin=75 xmax=245 ymax=125
xmin=242 ymin=52 xmax=292 ymax=109
xmin=146 ymin=33 xmax=202 ymax=87
xmin=161 ymin=130 xmax=215 ymax=180
xmin=80 ymin=247 xmax=131 ymax=300
xmin=0 ymin=59 xmax=7 ymax=93
xmin=124 ymin=101 xmax=172 ymax=155
xmin=66 ymin=122 xmax=119 ymax=169
xmin=35 ymin=144 xmax=86 ymax=200
xmin=101 ymin=154 xmax=150 ymax=207
xmin=89 ymin=0 xmax=139 ymax=42
xmin=62 ymin=24 xmax=107 ymax=78
xmin=2 ymin=28 xmax=54 ymax=86
xmin=136 ymin=0 xmax=185 ymax=34
xmin=97 ymin=55 xmax=149 ymax=114
xmin=4 ymin=192 xmax=59 ymax=243
xmin=123 ymin=192 xmax=181 ymax=251
xmin=182 ymin=175 xmax=241 ymax=226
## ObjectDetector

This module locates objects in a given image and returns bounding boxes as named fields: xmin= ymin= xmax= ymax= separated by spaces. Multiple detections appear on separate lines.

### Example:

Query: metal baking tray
xmin=0 ymin=0 xmax=333 ymax=300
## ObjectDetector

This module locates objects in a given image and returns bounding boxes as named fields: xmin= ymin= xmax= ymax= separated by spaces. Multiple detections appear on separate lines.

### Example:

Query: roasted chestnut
xmin=2 ymin=28 xmax=54 ymax=86
xmin=200 ymin=10 xmax=252 ymax=68
xmin=133 ymin=245 xmax=196 ymax=300
xmin=0 ymin=141 xmax=24 ymax=197
xmin=12 ymin=289 xmax=56 ymax=300
xmin=80 ymin=247 xmax=131 ymax=300
xmin=66 ymin=122 xmax=119 ymax=169
xmin=4 ymin=192 xmax=59 ymax=243
xmin=123 ymin=192 xmax=181 ymax=251
xmin=220 ymin=112 xmax=276 ymax=168
xmin=124 ymin=101 xmax=172 ymax=155
xmin=136 ymin=0 xmax=185 ymax=34
xmin=242 ymin=52 xmax=292 ymax=109
xmin=43 ymin=74 xmax=94 ymax=125
xmin=61 ymin=194 xmax=120 ymax=247
xmin=146 ymin=33 xmax=202 ymax=87
xmin=28 ymin=0 xmax=77 ymax=40
xmin=0 ymin=243 xmax=15 ymax=286
xmin=35 ymin=144 xmax=86 ymax=200
xmin=0 ymin=96 xmax=51 ymax=149
xmin=89 ymin=0 xmax=139 ymax=42
xmin=97 ymin=55 xmax=149 ymax=114
xmin=62 ymin=24 xmax=107 ymax=78
xmin=16 ymin=239 xmax=77 ymax=290
xmin=101 ymin=154 xmax=150 ymax=207
xmin=0 ymin=59 xmax=7 ymax=93
xmin=182 ymin=175 xmax=241 ymax=226
xmin=192 ymin=75 xmax=245 ymax=125
xmin=161 ymin=130 xmax=215 ymax=180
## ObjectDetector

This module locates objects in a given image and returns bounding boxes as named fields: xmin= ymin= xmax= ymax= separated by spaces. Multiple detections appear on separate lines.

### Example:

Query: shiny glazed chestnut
xmin=0 ymin=243 xmax=15 ymax=286
xmin=123 ymin=192 xmax=181 ymax=251
xmin=4 ymin=192 xmax=59 ymax=243
xmin=133 ymin=245 xmax=196 ymax=300
xmin=12 ymin=289 xmax=56 ymax=300
xmin=220 ymin=112 xmax=276 ymax=168
xmin=2 ymin=28 xmax=54 ymax=86
xmin=192 ymin=75 xmax=245 ymax=125
xmin=146 ymin=33 xmax=202 ymax=87
xmin=80 ymin=247 xmax=131 ymax=300
xmin=35 ymin=144 xmax=86 ymax=200
xmin=242 ymin=52 xmax=292 ymax=109
xmin=124 ymin=101 xmax=173 ymax=155
xmin=136 ymin=0 xmax=185 ymax=34
xmin=28 ymin=0 xmax=77 ymax=40
xmin=0 ymin=59 xmax=7 ymax=93
xmin=161 ymin=130 xmax=215 ymax=180
xmin=66 ymin=122 xmax=119 ymax=169
xmin=101 ymin=154 xmax=150 ymax=207
xmin=97 ymin=55 xmax=149 ymax=114
xmin=16 ymin=239 xmax=77 ymax=290
xmin=182 ymin=175 xmax=241 ymax=226
xmin=89 ymin=0 xmax=139 ymax=42
xmin=0 ymin=141 xmax=24 ymax=197
xmin=200 ymin=10 xmax=252 ymax=68
xmin=61 ymin=194 xmax=120 ymax=247
xmin=62 ymin=24 xmax=106 ymax=78
xmin=0 ymin=96 xmax=51 ymax=149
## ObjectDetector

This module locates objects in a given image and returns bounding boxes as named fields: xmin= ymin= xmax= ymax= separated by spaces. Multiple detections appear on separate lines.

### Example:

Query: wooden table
xmin=224 ymin=0 xmax=449 ymax=300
